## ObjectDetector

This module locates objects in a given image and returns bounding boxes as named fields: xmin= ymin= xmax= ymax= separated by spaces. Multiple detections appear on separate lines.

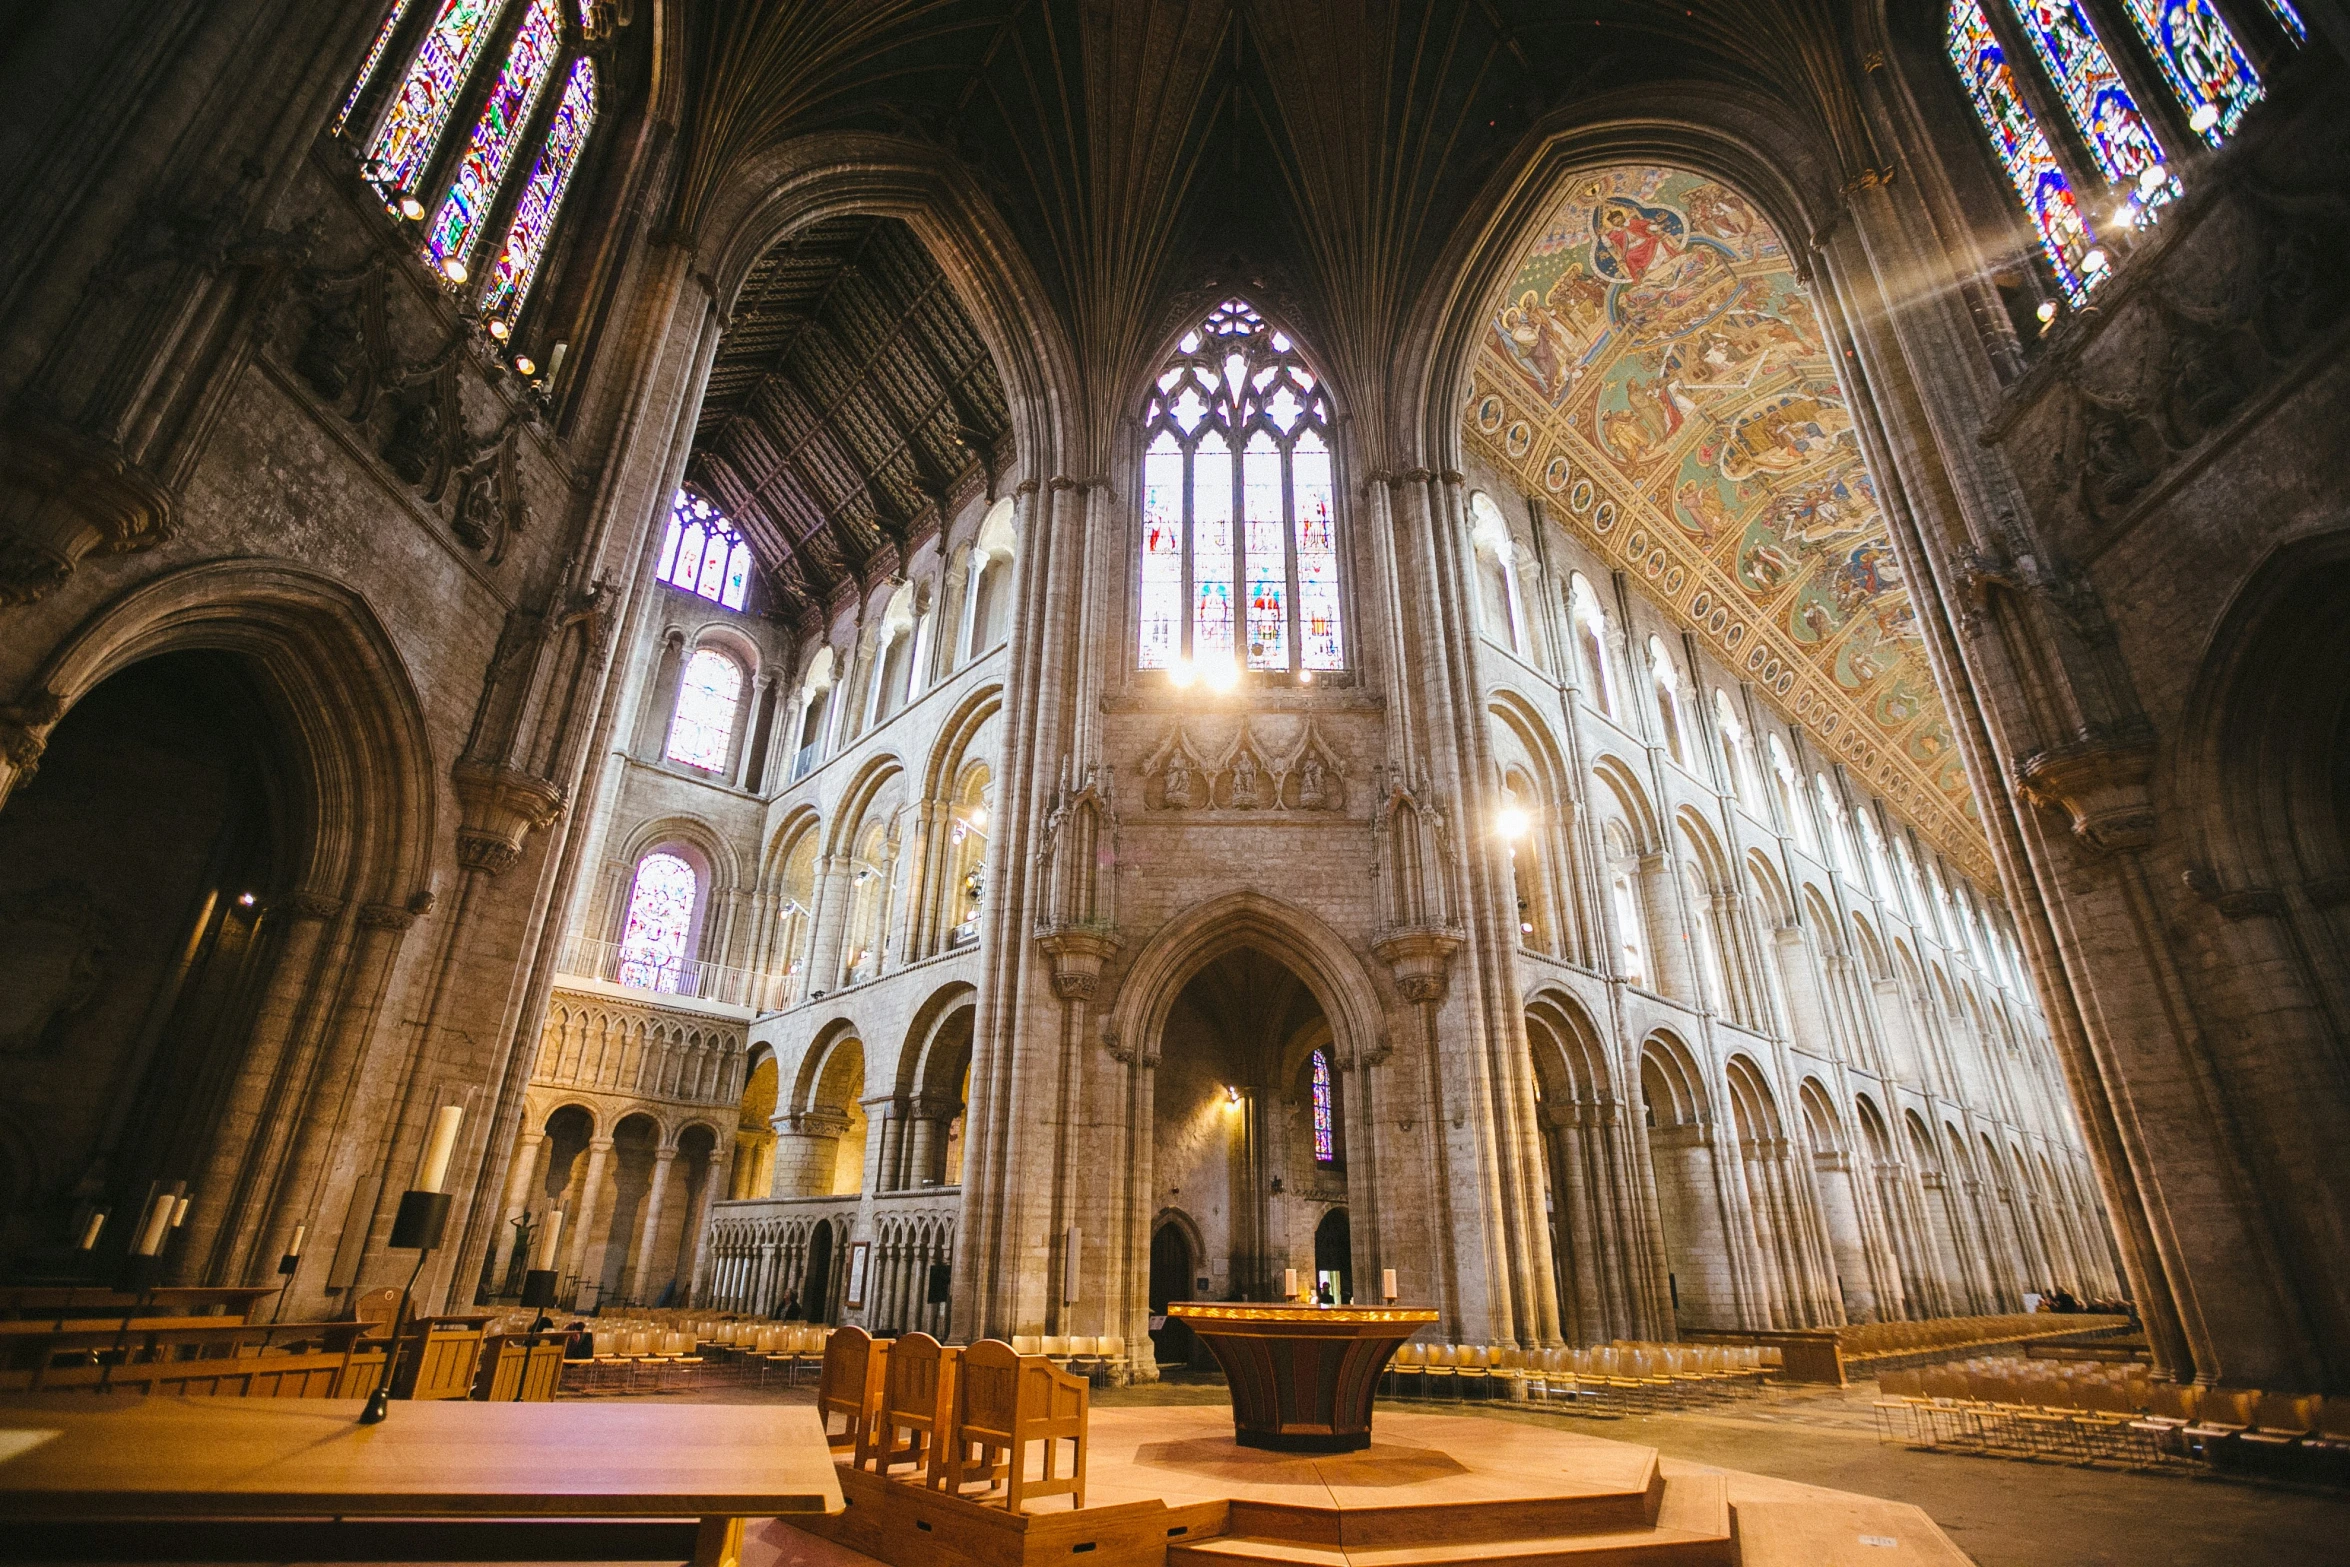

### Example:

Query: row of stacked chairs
xmin=1384 ymin=1341 xmax=1779 ymax=1413
xmin=1006 ymin=1335 xmax=1129 ymax=1387
xmin=1874 ymin=1360 xmax=2350 ymax=1480
xmin=1836 ymin=1312 xmax=2130 ymax=1369
xmin=567 ymin=1324 xmax=710 ymax=1393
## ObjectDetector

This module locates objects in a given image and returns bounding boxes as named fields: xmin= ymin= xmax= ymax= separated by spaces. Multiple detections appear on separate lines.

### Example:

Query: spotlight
xmin=442 ymin=258 xmax=469 ymax=284
xmin=1298 ymin=668 xmax=1314 ymax=684
xmin=487 ymin=317 xmax=510 ymax=341
xmin=513 ymin=354 xmax=537 ymax=377
xmin=2082 ymin=248 xmax=2109 ymax=273
xmin=1498 ymin=806 xmax=1530 ymax=839
xmin=237 ymin=892 xmax=257 ymax=907
xmin=2035 ymin=300 xmax=2058 ymax=325
xmin=398 ymin=195 xmax=426 ymax=221
xmin=2136 ymin=162 xmax=2166 ymax=194
xmin=2189 ymin=102 xmax=2219 ymax=134
xmin=1224 ymin=1085 xmax=1241 ymax=1107
xmin=968 ymin=806 xmax=987 ymax=828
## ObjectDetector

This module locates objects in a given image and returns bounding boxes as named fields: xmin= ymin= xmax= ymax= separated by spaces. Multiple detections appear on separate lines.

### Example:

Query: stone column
xmin=626 ymin=1146 xmax=678 ymax=1303
xmin=565 ymin=1137 xmax=613 ymax=1294
xmin=771 ymin=1108 xmax=849 ymax=1197
xmin=687 ymin=1142 xmax=733 ymax=1305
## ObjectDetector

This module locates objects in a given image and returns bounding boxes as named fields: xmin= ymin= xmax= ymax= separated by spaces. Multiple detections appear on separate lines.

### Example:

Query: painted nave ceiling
xmin=677 ymin=0 xmax=1987 ymax=874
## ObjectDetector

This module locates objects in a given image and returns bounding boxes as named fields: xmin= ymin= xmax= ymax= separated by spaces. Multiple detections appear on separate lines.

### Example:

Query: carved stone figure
xmin=1229 ymin=747 xmax=1259 ymax=808
xmin=1163 ymin=753 xmax=1196 ymax=809
xmin=1299 ymin=754 xmax=1327 ymax=809
xmin=383 ymin=393 xmax=442 ymax=485
xmin=295 ymin=296 xmax=365 ymax=401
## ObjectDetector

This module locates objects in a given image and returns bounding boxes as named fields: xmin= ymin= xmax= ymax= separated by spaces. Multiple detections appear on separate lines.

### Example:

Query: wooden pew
xmin=817 ymin=1325 xmax=890 ymax=1462
xmin=0 ymin=1286 xmax=279 ymax=1323
xmin=472 ymin=1332 xmax=570 ymax=1402
xmin=0 ymin=1319 xmax=377 ymax=1396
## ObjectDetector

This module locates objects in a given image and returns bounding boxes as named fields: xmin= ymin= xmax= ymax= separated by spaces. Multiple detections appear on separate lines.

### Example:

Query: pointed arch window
xmin=657 ymin=488 xmax=753 ymax=609
xmin=1649 ymin=636 xmax=1688 ymax=767
xmin=667 ymin=648 xmax=744 ymax=772
xmin=1946 ymin=0 xmax=2105 ymax=302
xmin=2002 ymin=0 xmax=2177 ymax=218
xmin=1137 ymin=300 xmax=1344 ymax=677
xmin=1310 ymin=1049 xmax=1336 ymax=1166
xmin=2114 ymin=0 xmax=2264 ymax=141
xmin=618 ymin=850 xmax=698 ymax=993
xmin=341 ymin=0 xmax=609 ymax=344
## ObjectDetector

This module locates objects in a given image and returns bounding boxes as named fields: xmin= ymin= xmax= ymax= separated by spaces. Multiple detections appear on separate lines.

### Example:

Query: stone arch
xmin=1639 ymin=1029 xmax=1711 ymax=1128
xmin=1722 ymin=1054 xmax=1786 ymax=1143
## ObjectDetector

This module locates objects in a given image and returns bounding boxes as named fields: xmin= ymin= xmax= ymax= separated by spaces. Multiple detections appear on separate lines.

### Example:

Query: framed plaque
xmin=845 ymin=1240 xmax=871 ymax=1308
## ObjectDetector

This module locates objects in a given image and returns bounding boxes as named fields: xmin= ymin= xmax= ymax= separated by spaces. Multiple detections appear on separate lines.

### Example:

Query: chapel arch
xmin=1639 ymin=1029 xmax=1737 ymax=1328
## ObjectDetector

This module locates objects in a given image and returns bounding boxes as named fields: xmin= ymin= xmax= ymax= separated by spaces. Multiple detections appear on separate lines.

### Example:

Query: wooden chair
xmin=871 ymin=1332 xmax=954 ymax=1480
xmin=937 ymin=1338 xmax=1088 ymax=1513
xmin=817 ymin=1325 xmax=890 ymax=1463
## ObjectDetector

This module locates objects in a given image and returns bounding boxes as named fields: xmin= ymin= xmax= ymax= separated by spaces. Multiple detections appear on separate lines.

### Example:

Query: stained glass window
xmin=337 ymin=0 xmax=420 ymax=134
xmin=1311 ymin=1049 xmax=1335 ymax=1165
xmin=2004 ymin=0 xmax=2177 ymax=222
xmin=666 ymin=648 xmax=743 ymax=771
xmin=618 ymin=851 xmax=697 ymax=992
xmin=1948 ymin=0 xmax=2104 ymax=303
xmin=424 ymin=0 xmax=563 ymax=282
xmin=362 ymin=0 xmax=508 ymax=206
xmin=656 ymin=489 xmax=752 ymax=609
xmin=2116 ymin=0 xmax=2262 ymax=143
xmin=480 ymin=56 xmax=597 ymax=322
xmin=2265 ymin=0 xmax=2308 ymax=41
xmin=1136 ymin=299 xmax=1344 ymax=676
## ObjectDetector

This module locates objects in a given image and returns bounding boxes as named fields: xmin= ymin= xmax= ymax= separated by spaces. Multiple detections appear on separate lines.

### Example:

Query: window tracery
xmin=656 ymin=489 xmax=752 ymax=609
xmin=618 ymin=850 xmax=697 ymax=993
xmin=2004 ymin=0 xmax=2177 ymax=217
xmin=667 ymin=648 xmax=744 ymax=772
xmin=1137 ymin=300 xmax=1343 ymax=677
xmin=1310 ymin=1049 xmax=1336 ymax=1166
xmin=1946 ymin=0 xmax=2104 ymax=302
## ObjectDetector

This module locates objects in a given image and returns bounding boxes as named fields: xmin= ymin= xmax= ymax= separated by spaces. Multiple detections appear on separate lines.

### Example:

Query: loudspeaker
xmin=927 ymin=1264 xmax=951 ymax=1304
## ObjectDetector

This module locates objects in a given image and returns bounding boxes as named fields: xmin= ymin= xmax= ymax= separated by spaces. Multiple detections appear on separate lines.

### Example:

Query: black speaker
xmin=390 ymin=1190 xmax=453 ymax=1250
xmin=926 ymin=1263 xmax=952 ymax=1304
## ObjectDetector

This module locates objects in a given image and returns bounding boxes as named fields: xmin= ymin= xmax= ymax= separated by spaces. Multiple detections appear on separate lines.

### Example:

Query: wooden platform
xmin=784 ymin=1406 xmax=1968 ymax=1567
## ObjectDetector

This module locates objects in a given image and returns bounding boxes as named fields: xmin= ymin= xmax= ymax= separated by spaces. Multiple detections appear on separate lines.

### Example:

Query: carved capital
xmin=1040 ymin=925 xmax=1122 ymax=1001
xmin=280 ymin=891 xmax=344 ymax=922
xmin=1372 ymin=926 xmax=1462 ymax=1004
xmin=2016 ymin=733 xmax=2154 ymax=853
xmin=356 ymin=900 xmax=418 ymax=931
xmin=0 ymin=414 xmax=175 ymax=607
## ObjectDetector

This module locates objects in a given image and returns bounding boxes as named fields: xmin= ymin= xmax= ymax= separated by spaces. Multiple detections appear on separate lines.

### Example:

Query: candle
xmin=169 ymin=1196 xmax=191 ymax=1229
xmin=536 ymin=1210 xmax=564 ymax=1270
xmin=1283 ymin=1268 xmax=1298 ymax=1300
xmin=417 ymin=1105 xmax=464 ymax=1194
xmin=133 ymin=1193 xmax=175 ymax=1258
xmin=77 ymin=1212 xmax=105 ymax=1251
xmin=286 ymin=1223 xmax=306 ymax=1258
xmin=1382 ymin=1268 xmax=1398 ymax=1302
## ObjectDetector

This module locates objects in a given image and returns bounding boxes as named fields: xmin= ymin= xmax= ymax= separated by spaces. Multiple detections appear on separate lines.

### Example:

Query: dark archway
xmin=1149 ymin=1220 xmax=1195 ymax=1368
xmin=801 ymin=1220 xmax=835 ymax=1321
xmin=0 ymin=651 xmax=287 ymax=1268
xmin=1314 ymin=1208 xmax=1352 ymax=1304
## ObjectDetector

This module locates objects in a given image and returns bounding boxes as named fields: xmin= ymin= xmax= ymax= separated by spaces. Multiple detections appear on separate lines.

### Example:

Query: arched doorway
xmin=1154 ymin=946 xmax=1343 ymax=1304
xmin=1314 ymin=1209 xmax=1352 ymax=1304
xmin=801 ymin=1220 xmax=835 ymax=1322
xmin=1149 ymin=1220 xmax=1196 ymax=1368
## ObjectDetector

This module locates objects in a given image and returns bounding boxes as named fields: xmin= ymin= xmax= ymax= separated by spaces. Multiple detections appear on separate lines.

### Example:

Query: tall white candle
xmin=1283 ymin=1268 xmax=1298 ymax=1300
xmin=133 ymin=1193 xmax=175 ymax=1257
xmin=417 ymin=1105 xmax=464 ymax=1194
xmin=286 ymin=1223 xmax=306 ymax=1258
xmin=536 ymin=1210 xmax=564 ymax=1270
xmin=168 ymin=1195 xmax=191 ymax=1229
xmin=78 ymin=1211 xmax=105 ymax=1250
xmin=1381 ymin=1268 xmax=1398 ymax=1302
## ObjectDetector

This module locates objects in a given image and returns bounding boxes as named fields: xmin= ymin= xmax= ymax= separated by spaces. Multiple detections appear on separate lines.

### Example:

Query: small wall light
xmin=1224 ymin=1084 xmax=1241 ymax=1107
xmin=1497 ymin=806 xmax=1530 ymax=839
xmin=237 ymin=892 xmax=257 ymax=907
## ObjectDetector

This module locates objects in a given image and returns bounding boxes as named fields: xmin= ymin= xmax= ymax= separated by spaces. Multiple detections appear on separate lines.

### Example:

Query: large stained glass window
xmin=1948 ymin=0 xmax=2104 ymax=302
xmin=2116 ymin=0 xmax=2262 ymax=143
xmin=1135 ymin=299 xmax=1345 ymax=677
xmin=618 ymin=851 xmax=697 ymax=992
xmin=2265 ymin=0 xmax=2307 ymax=41
xmin=362 ymin=0 xmax=508 ymax=207
xmin=657 ymin=488 xmax=753 ymax=609
xmin=2003 ymin=0 xmax=2176 ymax=223
xmin=424 ymin=0 xmax=563 ymax=283
xmin=666 ymin=648 xmax=744 ymax=771
xmin=481 ymin=56 xmax=597 ymax=323
xmin=1311 ymin=1049 xmax=1336 ymax=1165
xmin=337 ymin=0 xmax=420 ymax=134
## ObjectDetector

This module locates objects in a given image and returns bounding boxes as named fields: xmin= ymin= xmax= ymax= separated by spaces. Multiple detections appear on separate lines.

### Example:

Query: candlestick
xmin=535 ymin=1210 xmax=564 ymax=1270
xmin=168 ymin=1195 xmax=191 ymax=1229
xmin=287 ymin=1223 xmax=306 ymax=1258
xmin=132 ymin=1192 xmax=174 ymax=1258
xmin=417 ymin=1105 xmax=464 ymax=1194
xmin=1381 ymin=1268 xmax=1398 ymax=1303
xmin=77 ymin=1211 xmax=105 ymax=1251
xmin=1283 ymin=1268 xmax=1298 ymax=1300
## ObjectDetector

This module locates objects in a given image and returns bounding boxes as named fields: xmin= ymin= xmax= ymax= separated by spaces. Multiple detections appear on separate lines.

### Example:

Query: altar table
xmin=0 ymin=1394 xmax=842 ymax=1565
xmin=1166 ymin=1302 xmax=1438 ymax=1452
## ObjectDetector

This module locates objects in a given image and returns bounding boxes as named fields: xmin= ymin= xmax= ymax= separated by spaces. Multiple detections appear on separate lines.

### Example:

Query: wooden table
xmin=0 ymin=1394 xmax=843 ymax=1565
xmin=1167 ymin=1303 xmax=1437 ymax=1453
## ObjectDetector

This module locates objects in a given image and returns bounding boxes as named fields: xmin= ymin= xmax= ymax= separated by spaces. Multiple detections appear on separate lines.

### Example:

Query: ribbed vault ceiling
xmin=686 ymin=215 xmax=1011 ymax=620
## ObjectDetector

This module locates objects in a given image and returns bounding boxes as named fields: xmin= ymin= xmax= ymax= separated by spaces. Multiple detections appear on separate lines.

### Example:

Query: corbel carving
xmin=451 ymin=759 xmax=565 ymax=877
xmin=1372 ymin=927 xmax=1462 ymax=1004
xmin=2015 ymin=728 xmax=2155 ymax=853
xmin=0 ymin=416 xmax=177 ymax=607
xmin=1040 ymin=926 xmax=1122 ymax=1001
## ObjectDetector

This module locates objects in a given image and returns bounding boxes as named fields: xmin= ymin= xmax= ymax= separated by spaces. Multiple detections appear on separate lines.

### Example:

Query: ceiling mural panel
xmin=1468 ymin=165 xmax=1990 ymax=881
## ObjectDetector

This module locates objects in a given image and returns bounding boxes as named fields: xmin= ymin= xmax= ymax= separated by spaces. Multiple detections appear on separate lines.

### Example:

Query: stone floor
xmin=594 ymin=1370 xmax=2350 ymax=1566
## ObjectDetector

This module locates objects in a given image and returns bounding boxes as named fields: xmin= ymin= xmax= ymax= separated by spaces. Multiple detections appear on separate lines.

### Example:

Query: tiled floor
xmin=596 ymin=1372 xmax=2350 ymax=1566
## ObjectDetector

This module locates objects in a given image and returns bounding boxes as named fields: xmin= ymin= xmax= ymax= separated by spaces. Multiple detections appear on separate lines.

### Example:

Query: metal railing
xmin=557 ymin=934 xmax=784 ymax=1011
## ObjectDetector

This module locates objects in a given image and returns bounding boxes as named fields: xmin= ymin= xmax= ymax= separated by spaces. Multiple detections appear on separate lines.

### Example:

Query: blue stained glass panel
xmin=2265 ymin=0 xmax=2307 ymax=41
xmin=425 ymin=0 xmax=562 ymax=278
xmin=2005 ymin=0 xmax=2173 ymax=212
xmin=1948 ymin=0 xmax=2104 ymax=303
xmin=481 ymin=56 xmax=597 ymax=320
xmin=618 ymin=851 xmax=696 ymax=993
xmin=364 ymin=0 xmax=507 ymax=206
xmin=666 ymin=649 xmax=742 ymax=771
xmin=1311 ymin=1049 xmax=1335 ymax=1164
xmin=2117 ymin=0 xmax=2262 ymax=143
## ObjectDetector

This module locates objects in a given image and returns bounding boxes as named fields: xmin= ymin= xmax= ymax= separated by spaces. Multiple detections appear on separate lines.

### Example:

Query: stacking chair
xmin=1454 ymin=1345 xmax=1491 ymax=1400
xmin=1065 ymin=1336 xmax=1102 ymax=1384
xmin=1096 ymin=1335 xmax=1127 ymax=1385
xmin=1421 ymin=1343 xmax=1457 ymax=1398
xmin=2228 ymin=1393 xmax=2319 ymax=1474
xmin=2301 ymin=1396 xmax=2350 ymax=1485
xmin=1385 ymin=1341 xmax=1424 ymax=1398
xmin=1041 ymin=1335 xmax=1072 ymax=1369
xmin=936 ymin=1339 xmax=1088 ymax=1513
xmin=1010 ymin=1334 xmax=1043 ymax=1356
xmin=2181 ymin=1386 xmax=2261 ymax=1461
xmin=872 ymin=1332 xmax=954 ymax=1480
xmin=818 ymin=1325 xmax=890 ymax=1462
